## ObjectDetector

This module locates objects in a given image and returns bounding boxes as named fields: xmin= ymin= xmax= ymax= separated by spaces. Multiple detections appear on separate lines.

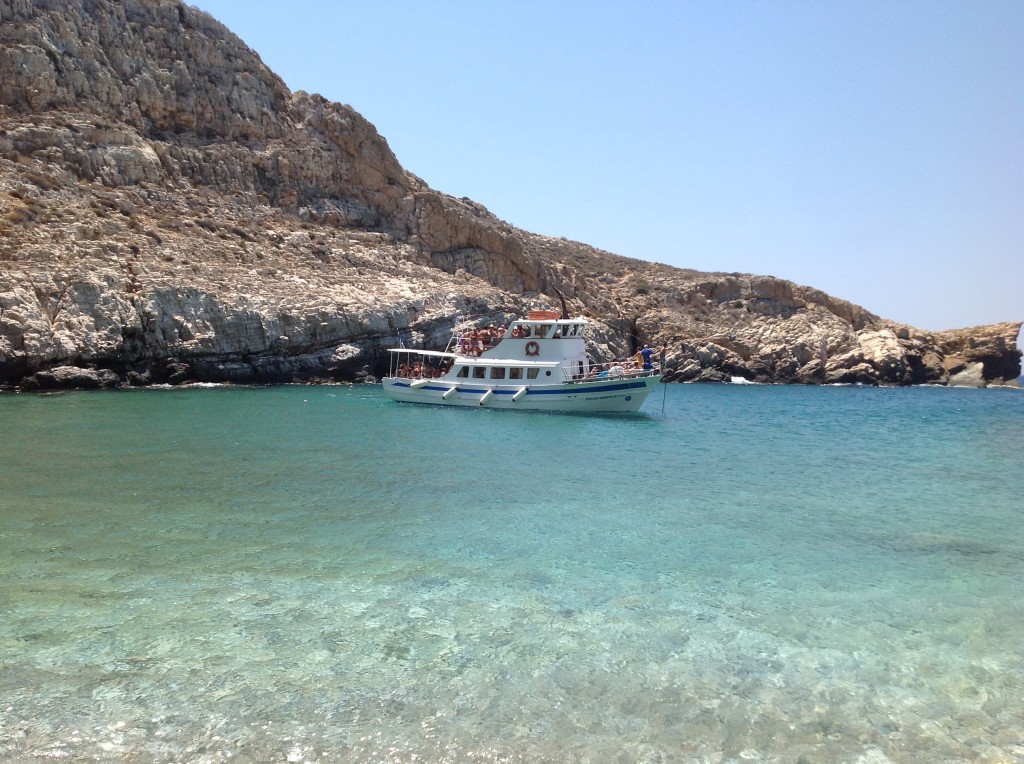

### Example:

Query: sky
xmin=190 ymin=0 xmax=1023 ymax=334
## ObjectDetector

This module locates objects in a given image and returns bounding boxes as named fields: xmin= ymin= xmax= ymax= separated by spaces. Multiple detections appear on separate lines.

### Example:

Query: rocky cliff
xmin=1 ymin=0 xmax=1020 ymax=391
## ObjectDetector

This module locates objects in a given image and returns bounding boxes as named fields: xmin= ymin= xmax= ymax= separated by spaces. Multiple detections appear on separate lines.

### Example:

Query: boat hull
xmin=382 ymin=375 xmax=661 ymax=413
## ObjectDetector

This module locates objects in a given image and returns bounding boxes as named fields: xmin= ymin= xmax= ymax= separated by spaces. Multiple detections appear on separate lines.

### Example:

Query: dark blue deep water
xmin=1 ymin=384 xmax=1022 ymax=762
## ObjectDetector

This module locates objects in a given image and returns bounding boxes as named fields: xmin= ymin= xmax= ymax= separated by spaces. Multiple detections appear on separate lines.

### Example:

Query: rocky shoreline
xmin=1 ymin=0 xmax=1020 ymax=392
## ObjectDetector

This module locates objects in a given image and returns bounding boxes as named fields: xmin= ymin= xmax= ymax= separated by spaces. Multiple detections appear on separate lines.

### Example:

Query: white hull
xmin=382 ymin=375 xmax=661 ymax=413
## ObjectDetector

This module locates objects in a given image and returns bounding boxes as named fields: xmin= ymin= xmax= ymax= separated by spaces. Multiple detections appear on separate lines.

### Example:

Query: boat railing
xmin=450 ymin=328 xmax=504 ymax=357
xmin=388 ymin=350 xmax=452 ymax=380
xmin=393 ymin=366 xmax=449 ymax=380
xmin=572 ymin=359 xmax=660 ymax=383
xmin=387 ymin=346 xmax=661 ymax=383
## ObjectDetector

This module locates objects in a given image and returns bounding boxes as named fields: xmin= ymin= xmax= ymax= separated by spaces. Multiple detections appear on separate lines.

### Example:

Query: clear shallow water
xmin=1 ymin=384 xmax=1022 ymax=763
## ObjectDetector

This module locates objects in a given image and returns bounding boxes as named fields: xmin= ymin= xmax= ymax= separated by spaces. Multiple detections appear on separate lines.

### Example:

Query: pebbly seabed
xmin=1 ymin=383 xmax=1022 ymax=762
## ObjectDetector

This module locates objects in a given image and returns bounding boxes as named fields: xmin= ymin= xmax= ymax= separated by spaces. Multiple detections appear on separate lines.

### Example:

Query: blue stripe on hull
xmin=387 ymin=380 xmax=649 ymax=395
xmin=525 ymin=380 xmax=649 ymax=395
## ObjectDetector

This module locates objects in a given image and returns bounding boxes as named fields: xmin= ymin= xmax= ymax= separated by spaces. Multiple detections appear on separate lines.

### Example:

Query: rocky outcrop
xmin=20 ymin=364 xmax=120 ymax=391
xmin=0 ymin=0 xmax=1020 ymax=391
xmin=933 ymin=322 xmax=1024 ymax=387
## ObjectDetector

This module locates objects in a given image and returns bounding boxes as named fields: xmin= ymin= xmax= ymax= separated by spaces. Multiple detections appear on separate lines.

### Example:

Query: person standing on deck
xmin=640 ymin=344 xmax=662 ymax=370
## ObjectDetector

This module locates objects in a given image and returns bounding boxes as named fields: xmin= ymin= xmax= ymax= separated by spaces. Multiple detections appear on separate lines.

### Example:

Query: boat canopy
xmin=386 ymin=348 xmax=456 ymax=358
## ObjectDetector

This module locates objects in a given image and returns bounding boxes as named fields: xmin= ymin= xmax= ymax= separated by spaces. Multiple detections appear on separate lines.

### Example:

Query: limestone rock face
xmin=933 ymin=322 xmax=1023 ymax=385
xmin=0 ymin=0 xmax=1020 ymax=390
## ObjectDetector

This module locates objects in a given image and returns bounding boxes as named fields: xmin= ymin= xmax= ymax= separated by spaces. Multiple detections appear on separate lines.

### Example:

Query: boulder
xmin=948 ymin=362 xmax=986 ymax=388
xmin=20 ymin=365 xmax=120 ymax=391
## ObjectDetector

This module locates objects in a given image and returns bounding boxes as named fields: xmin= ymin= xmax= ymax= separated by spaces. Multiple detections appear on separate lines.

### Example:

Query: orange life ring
xmin=525 ymin=341 xmax=540 ymax=357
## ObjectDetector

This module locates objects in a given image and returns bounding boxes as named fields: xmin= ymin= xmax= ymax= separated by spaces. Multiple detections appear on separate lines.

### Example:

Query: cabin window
xmin=527 ymin=368 xmax=539 ymax=380
xmin=472 ymin=367 xmax=486 ymax=379
xmin=456 ymin=366 xmax=468 ymax=378
xmin=490 ymin=367 xmax=506 ymax=380
xmin=534 ymin=324 xmax=550 ymax=339
xmin=509 ymin=367 xmax=523 ymax=380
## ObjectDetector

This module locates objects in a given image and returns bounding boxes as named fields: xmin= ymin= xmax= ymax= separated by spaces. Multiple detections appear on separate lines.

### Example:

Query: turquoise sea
xmin=1 ymin=383 xmax=1022 ymax=763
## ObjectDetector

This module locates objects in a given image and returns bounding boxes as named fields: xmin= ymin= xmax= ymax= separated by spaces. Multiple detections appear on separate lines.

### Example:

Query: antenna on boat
xmin=552 ymin=287 xmax=570 ymax=319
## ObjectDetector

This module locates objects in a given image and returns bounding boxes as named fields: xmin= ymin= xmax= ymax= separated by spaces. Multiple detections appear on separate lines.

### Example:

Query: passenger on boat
xmin=640 ymin=344 xmax=664 ymax=370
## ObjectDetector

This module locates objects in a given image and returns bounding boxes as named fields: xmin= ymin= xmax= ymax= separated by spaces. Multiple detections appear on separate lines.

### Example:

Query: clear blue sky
xmin=191 ymin=0 xmax=1022 ymax=334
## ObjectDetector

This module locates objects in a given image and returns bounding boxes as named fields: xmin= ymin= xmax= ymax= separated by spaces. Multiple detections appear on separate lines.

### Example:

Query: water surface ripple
xmin=1 ymin=384 xmax=1022 ymax=762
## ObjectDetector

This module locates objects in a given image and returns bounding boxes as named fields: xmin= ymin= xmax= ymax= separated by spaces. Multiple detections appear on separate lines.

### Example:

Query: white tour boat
xmin=382 ymin=311 xmax=663 ymax=413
